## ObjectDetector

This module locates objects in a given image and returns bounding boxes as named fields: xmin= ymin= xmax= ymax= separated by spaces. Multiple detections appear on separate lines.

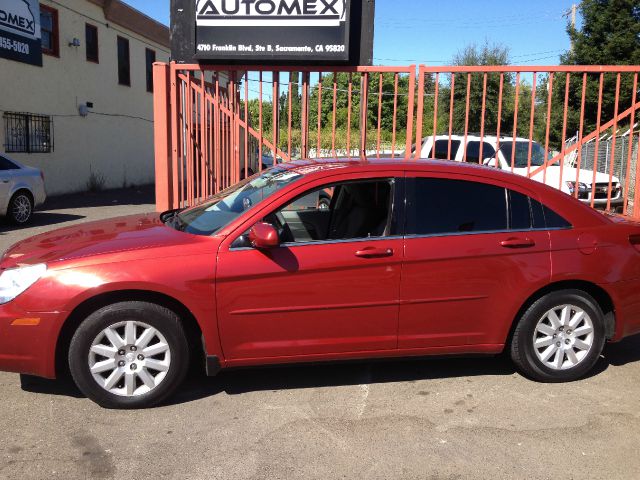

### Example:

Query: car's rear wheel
xmin=8 ymin=191 xmax=33 ymax=225
xmin=510 ymin=290 xmax=605 ymax=382
xmin=69 ymin=301 xmax=189 ymax=409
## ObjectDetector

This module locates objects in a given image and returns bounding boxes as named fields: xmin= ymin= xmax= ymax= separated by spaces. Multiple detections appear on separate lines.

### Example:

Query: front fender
xmin=13 ymin=253 xmax=222 ymax=366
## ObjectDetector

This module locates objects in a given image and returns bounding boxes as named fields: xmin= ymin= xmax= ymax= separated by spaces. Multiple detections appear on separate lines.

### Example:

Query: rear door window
xmin=406 ymin=178 xmax=508 ymax=235
xmin=464 ymin=142 xmax=496 ymax=164
xmin=428 ymin=140 xmax=461 ymax=160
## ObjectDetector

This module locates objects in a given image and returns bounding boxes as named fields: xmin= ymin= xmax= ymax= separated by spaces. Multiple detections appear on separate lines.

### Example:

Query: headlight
xmin=0 ymin=264 xmax=47 ymax=304
xmin=566 ymin=182 xmax=588 ymax=192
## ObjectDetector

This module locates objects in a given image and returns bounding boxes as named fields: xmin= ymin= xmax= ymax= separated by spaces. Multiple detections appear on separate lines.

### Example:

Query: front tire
xmin=8 ymin=191 xmax=33 ymax=225
xmin=69 ymin=301 xmax=190 ymax=409
xmin=510 ymin=290 xmax=605 ymax=382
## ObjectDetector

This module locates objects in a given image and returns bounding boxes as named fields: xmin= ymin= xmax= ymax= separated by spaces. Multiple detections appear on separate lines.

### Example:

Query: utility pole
xmin=564 ymin=3 xmax=578 ymax=52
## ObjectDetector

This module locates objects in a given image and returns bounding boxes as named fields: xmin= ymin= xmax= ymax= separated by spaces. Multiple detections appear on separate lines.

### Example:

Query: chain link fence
xmin=565 ymin=130 xmax=639 ymax=210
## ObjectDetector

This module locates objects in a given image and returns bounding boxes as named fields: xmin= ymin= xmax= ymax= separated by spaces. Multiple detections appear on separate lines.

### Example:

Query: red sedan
xmin=1 ymin=159 xmax=640 ymax=408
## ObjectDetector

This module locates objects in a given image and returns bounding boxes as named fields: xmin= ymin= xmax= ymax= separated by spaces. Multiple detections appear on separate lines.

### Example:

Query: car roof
xmin=422 ymin=134 xmax=536 ymax=144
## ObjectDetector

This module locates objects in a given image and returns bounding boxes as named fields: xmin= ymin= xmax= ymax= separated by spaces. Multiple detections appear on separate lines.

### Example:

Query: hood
xmin=1 ymin=213 xmax=211 ymax=269
xmin=521 ymin=165 xmax=619 ymax=187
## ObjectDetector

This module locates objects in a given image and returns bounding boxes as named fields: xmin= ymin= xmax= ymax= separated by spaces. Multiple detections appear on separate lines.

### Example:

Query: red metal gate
xmin=153 ymin=63 xmax=640 ymax=218
xmin=153 ymin=63 xmax=416 ymax=210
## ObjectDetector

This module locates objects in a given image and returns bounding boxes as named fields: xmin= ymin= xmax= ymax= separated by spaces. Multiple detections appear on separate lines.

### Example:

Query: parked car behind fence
xmin=0 ymin=154 xmax=46 ymax=225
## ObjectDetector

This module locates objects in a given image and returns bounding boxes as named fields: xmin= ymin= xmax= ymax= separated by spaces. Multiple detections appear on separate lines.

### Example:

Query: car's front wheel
xmin=510 ymin=290 xmax=606 ymax=382
xmin=8 ymin=191 xmax=33 ymax=225
xmin=69 ymin=301 xmax=190 ymax=409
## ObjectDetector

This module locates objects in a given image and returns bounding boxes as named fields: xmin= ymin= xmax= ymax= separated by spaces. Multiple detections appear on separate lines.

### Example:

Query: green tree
xmin=445 ymin=42 xmax=518 ymax=136
xmin=548 ymin=0 xmax=640 ymax=146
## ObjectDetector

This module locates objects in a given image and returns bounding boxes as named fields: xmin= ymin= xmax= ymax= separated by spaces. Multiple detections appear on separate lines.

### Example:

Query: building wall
xmin=0 ymin=0 xmax=169 ymax=195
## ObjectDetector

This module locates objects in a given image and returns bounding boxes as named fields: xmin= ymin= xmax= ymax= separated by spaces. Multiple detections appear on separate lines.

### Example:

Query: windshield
xmin=168 ymin=167 xmax=303 ymax=236
xmin=499 ymin=141 xmax=546 ymax=168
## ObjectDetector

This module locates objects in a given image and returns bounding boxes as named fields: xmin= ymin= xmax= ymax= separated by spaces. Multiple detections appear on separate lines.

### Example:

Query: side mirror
xmin=249 ymin=222 xmax=280 ymax=249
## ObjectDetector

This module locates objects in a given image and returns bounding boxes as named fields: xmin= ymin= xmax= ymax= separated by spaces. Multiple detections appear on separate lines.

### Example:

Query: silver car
xmin=0 ymin=154 xmax=46 ymax=225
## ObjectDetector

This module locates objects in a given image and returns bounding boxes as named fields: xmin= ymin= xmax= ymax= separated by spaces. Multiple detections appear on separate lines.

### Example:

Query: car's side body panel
xmin=398 ymin=170 xmax=552 ymax=349
xmin=215 ymin=168 xmax=405 ymax=361
xmin=0 ymin=159 xmax=638 ymax=381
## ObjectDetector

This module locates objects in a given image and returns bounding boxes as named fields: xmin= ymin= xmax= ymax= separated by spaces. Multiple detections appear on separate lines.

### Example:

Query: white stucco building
xmin=0 ymin=0 xmax=170 ymax=195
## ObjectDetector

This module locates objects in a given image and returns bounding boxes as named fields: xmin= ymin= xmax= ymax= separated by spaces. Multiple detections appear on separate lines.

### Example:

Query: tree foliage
xmin=547 ymin=0 xmax=640 ymax=145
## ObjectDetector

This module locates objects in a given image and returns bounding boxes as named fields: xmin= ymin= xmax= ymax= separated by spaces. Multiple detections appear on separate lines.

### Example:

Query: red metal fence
xmin=153 ymin=63 xmax=640 ymax=218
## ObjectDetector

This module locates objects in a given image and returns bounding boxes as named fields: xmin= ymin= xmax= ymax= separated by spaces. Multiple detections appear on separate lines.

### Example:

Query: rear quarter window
xmin=531 ymin=198 xmax=572 ymax=229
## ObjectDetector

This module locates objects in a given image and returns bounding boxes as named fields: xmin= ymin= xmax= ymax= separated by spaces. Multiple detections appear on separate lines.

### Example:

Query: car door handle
xmin=355 ymin=247 xmax=394 ymax=258
xmin=500 ymin=237 xmax=536 ymax=249
xmin=0 ymin=180 xmax=8 ymax=183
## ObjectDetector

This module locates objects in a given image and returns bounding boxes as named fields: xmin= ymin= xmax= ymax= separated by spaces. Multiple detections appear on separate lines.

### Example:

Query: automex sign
xmin=194 ymin=0 xmax=351 ymax=62
xmin=0 ymin=0 xmax=42 ymax=66
xmin=196 ymin=0 xmax=346 ymax=26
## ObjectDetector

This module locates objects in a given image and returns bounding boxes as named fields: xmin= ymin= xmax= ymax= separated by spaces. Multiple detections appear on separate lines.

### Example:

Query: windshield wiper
xmin=161 ymin=209 xmax=187 ymax=231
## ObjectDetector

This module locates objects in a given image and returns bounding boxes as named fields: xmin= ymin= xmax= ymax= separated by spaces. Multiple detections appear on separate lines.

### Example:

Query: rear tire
xmin=510 ymin=290 xmax=605 ymax=382
xmin=69 ymin=301 xmax=190 ymax=409
xmin=8 ymin=191 xmax=33 ymax=225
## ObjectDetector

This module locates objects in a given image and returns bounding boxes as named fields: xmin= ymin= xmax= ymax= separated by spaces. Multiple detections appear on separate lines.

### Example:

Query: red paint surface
xmin=1 ymin=159 xmax=640 ymax=379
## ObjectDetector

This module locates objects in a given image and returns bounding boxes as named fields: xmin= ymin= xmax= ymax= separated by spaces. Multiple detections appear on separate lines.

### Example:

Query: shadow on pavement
xmin=43 ymin=185 xmax=155 ymax=210
xmin=19 ymin=374 xmax=84 ymax=399
xmin=0 ymin=213 xmax=85 ymax=234
xmin=18 ymin=334 xmax=640 ymax=407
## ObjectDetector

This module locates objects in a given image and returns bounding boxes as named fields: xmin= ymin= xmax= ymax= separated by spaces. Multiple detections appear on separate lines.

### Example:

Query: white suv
xmin=418 ymin=135 xmax=623 ymax=209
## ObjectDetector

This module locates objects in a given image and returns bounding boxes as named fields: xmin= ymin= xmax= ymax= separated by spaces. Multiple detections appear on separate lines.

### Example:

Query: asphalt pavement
xmin=0 ymin=186 xmax=639 ymax=479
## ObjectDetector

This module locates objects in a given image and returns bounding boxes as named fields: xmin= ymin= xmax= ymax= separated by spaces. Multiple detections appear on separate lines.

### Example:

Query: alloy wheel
xmin=88 ymin=320 xmax=171 ymax=397
xmin=532 ymin=304 xmax=595 ymax=371
xmin=12 ymin=195 xmax=32 ymax=223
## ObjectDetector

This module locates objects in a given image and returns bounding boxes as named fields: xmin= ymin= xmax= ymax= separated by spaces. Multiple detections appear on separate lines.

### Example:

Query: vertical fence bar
xmin=288 ymin=73 xmax=293 ymax=161
xmin=623 ymin=74 xmax=638 ymax=215
xmin=606 ymin=73 xmax=621 ymax=211
xmin=511 ymin=72 xmax=521 ymax=172
xmin=590 ymin=73 xmax=605 ymax=208
xmin=301 ymin=71 xmax=310 ymax=159
xmin=462 ymin=73 xmax=471 ymax=163
xmin=415 ymin=69 xmax=425 ymax=158
xmin=317 ymin=72 xmax=323 ymax=157
xmin=494 ymin=73 xmax=504 ymax=168
xmin=231 ymin=71 xmax=239 ymax=186
xmin=405 ymin=66 xmax=416 ymax=159
xmin=526 ymin=72 xmax=537 ymax=177
xmin=448 ymin=73 xmax=455 ymax=160
xmin=153 ymin=63 xmax=172 ymax=211
xmin=376 ymin=72 xmax=383 ymax=158
xmin=360 ymin=72 xmax=369 ymax=158
xmin=213 ymin=73 xmax=220 ymax=193
xmin=185 ymin=72 xmax=194 ymax=206
xmin=243 ymin=72 xmax=249 ymax=178
xmin=431 ymin=73 xmax=440 ymax=159
xmin=258 ymin=72 xmax=263 ymax=171
xmin=634 ymin=130 xmax=640 ymax=218
xmin=199 ymin=70 xmax=207 ymax=201
xmin=574 ymin=73 xmax=587 ymax=197
xmin=273 ymin=72 xmax=280 ymax=164
xmin=543 ymin=73 xmax=554 ymax=185
xmin=331 ymin=72 xmax=337 ymax=157
xmin=558 ymin=73 xmax=570 ymax=190
xmin=478 ymin=73 xmax=488 ymax=163
xmin=391 ymin=73 xmax=398 ymax=158
xmin=346 ymin=72 xmax=353 ymax=158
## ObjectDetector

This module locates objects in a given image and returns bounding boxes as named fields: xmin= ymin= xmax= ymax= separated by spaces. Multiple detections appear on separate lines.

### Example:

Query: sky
xmin=122 ymin=0 xmax=578 ymax=66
